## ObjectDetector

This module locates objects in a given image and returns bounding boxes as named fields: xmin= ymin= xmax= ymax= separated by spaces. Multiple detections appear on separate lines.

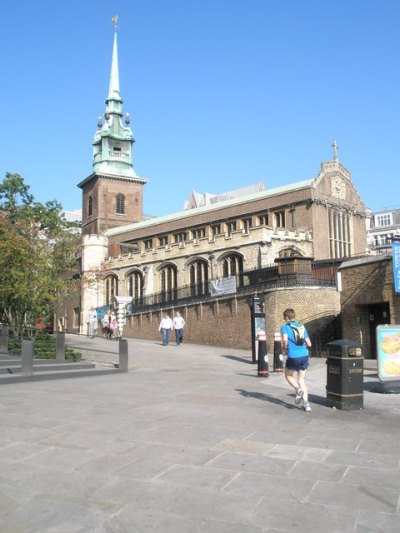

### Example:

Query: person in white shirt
xmin=172 ymin=311 xmax=186 ymax=346
xmin=86 ymin=307 xmax=98 ymax=338
xmin=159 ymin=314 xmax=173 ymax=346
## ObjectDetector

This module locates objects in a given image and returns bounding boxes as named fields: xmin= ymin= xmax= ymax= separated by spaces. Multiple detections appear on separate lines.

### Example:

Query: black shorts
xmin=286 ymin=356 xmax=309 ymax=372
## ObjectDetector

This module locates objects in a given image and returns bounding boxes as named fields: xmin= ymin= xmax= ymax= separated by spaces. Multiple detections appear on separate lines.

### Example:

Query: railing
xmin=129 ymin=268 xmax=336 ymax=314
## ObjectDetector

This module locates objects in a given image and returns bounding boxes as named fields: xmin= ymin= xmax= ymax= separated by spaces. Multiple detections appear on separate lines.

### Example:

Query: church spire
xmin=90 ymin=15 xmax=139 ymax=179
xmin=107 ymin=16 xmax=122 ymax=106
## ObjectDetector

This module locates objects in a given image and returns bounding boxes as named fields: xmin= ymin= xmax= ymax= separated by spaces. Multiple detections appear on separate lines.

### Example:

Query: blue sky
xmin=1 ymin=0 xmax=400 ymax=216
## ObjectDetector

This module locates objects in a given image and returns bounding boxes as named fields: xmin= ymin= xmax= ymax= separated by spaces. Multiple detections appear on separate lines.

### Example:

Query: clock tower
xmin=78 ymin=19 xmax=147 ymax=235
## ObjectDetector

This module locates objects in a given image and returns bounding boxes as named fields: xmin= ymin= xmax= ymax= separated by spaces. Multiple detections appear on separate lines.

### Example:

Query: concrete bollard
xmin=22 ymin=339 xmax=34 ymax=377
xmin=273 ymin=331 xmax=284 ymax=372
xmin=0 ymin=325 xmax=10 ymax=354
xmin=118 ymin=339 xmax=129 ymax=372
xmin=257 ymin=331 xmax=269 ymax=377
xmin=56 ymin=332 xmax=65 ymax=362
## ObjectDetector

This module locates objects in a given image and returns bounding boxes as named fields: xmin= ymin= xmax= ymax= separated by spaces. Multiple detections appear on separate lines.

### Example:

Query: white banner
xmin=210 ymin=276 xmax=237 ymax=297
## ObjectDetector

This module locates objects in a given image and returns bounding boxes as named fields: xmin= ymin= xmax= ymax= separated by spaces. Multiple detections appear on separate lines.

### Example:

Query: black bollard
xmin=257 ymin=331 xmax=269 ymax=377
xmin=273 ymin=332 xmax=284 ymax=372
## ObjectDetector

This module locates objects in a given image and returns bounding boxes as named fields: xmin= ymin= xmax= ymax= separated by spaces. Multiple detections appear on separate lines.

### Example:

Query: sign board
xmin=210 ymin=276 xmax=237 ymax=297
xmin=251 ymin=297 xmax=266 ymax=363
xmin=392 ymin=242 xmax=400 ymax=293
xmin=376 ymin=325 xmax=400 ymax=381
xmin=96 ymin=305 xmax=110 ymax=320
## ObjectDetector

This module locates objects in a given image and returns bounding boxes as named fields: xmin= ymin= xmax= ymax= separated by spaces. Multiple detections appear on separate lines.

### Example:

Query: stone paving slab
xmin=0 ymin=336 xmax=400 ymax=532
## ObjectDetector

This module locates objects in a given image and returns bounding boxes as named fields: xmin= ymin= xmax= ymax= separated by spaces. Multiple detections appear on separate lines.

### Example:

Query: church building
xmin=70 ymin=25 xmax=370 ymax=351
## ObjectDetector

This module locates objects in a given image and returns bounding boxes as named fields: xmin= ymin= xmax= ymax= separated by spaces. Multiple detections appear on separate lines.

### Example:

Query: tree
xmin=0 ymin=173 xmax=81 ymax=334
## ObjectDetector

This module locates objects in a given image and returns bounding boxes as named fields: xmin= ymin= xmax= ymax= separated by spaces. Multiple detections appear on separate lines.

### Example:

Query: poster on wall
xmin=376 ymin=325 xmax=400 ymax=381
xmin=392 ymin=241 xmax=400 ymax=293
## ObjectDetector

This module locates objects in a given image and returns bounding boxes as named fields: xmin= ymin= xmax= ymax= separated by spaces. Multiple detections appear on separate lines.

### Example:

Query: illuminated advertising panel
xmin=377 ymin=325 xmax=400 ymax=381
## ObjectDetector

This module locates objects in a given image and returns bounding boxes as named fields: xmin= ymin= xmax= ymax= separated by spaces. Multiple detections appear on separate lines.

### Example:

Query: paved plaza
xmin=1 ymin=336 xmax=400 ymax=532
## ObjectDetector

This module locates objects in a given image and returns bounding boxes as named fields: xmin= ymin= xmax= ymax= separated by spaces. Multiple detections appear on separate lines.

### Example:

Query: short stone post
xmin=56 ymin=332 xmax=65 ymax=362
xmin=118 ymin=339 xmax=129 ymax=372
xmin=0 ymin=325 xmax=9 ymax=354
xmin=22 ymin=339 xmax=34 ymax=377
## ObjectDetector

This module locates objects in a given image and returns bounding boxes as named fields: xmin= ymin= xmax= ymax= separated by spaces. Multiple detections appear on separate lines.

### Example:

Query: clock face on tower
xmin=331 ymin=176 xmax=346 ymax=199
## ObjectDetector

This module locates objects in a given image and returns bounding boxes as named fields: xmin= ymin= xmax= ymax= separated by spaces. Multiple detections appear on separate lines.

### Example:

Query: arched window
xmin=222 ymin=253 xmax=244 ymax=287
xmin=128 ymin=270 xmax=144 ymax=304
xmin=105 ymin=275 xmax=118 ymax=304
xmin=160 ymin=264 xmax=177 ymax=303
xmin=88 ymin=195 xmax=93 ymax=217
xmin=116 ymin=193 xmax=125 ymax=214
xmin=189 ymin=259 xmax=209 ymax=296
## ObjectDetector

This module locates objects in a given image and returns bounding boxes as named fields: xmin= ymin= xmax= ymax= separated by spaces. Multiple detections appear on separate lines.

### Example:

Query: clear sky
xmin=1 ymin=0 xmax=400 ymax=217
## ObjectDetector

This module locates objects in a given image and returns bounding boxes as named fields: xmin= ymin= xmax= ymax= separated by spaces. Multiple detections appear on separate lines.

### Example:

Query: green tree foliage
xmin=0 ymin=173 xmax=81 ymax=334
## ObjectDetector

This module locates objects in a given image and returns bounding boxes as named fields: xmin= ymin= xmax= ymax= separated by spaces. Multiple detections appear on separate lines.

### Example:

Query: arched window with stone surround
xmin=116 ymin=193 xmax=125 ymax=214
xmin=221 ymin=253 xmax=244 ymax=287
xmin=88 ymin=195 xmax=93 ymax=217
xmin=127 ymin=270 xmax=144 ymax=304
xmin=105 ymin=274 xmax=118 ymax=305
xmin=159 ymin=263 xmax=178 ymax=303
xmin=188 ymin=258 xmax=209 ymax=296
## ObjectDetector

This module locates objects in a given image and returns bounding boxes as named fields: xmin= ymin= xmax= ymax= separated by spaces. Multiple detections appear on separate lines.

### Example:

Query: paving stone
xmin=308 ymin=480 xmax=399 ymax=513
xmin=1 ymin=337 xmax=400 ymax=531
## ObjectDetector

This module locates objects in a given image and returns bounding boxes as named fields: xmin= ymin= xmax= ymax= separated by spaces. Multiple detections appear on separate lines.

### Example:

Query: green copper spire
xmin=107 ymin=24 xmax=122 ymax=108
xmin=92 ymin=16 xmax=137 ymax=178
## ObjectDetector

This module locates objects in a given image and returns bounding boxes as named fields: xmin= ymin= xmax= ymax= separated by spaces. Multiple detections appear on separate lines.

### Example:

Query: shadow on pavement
xmin=223 ymin=355 xmax=253 ymax=364
xmin=236 ymin=388 xmax=297 ymax=409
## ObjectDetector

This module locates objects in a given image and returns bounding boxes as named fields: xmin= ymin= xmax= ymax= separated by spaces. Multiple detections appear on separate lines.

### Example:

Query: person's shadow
xmin=236 ymin=388 xmax=297 ymax=409
xmin=236 ymin=389 xmax=328 ymax=408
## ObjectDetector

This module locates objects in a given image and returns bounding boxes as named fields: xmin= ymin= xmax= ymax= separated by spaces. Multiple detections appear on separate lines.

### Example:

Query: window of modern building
xmin=222 ymin=253 xmax=243 ymax=286
xmin=88 ymin=196 xmax=93 ymax=217
xmin=128 ymin=270 xmax=144 ymax=303
xmin=116 ymin=193 xmax=125 ymax=214
xmin=374 ymin=234 xmax=391 ymax=246
xmin=328 ymin=209 xmax=352 ymax=258
xmin=105 ymin=275 xmax=118 ymax=304
xmin=160 ymin=264 xmax=178 ymax=302
xmin=189 ymin=259 xmax=209 ymax=296
xmin=375 ymin=213 xmax=392 ymax=227
xmin=275 ymin=210 xmax=286 ymax=228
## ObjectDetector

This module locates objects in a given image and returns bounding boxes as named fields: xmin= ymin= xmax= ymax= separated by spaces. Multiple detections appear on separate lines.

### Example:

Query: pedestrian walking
xmin=159 ymin=314 xmax=173 ymax=346
xmin=87 ymin=307 xmax=98 ymax=338
xmin=281 ymin=308 xmax=312 ymax=412
xmin=172 ymin=311 xmax=185 ymax=346
xmin=102 ymin=309 xmax=112 ymax=337
xmin=110 ymin=318 xmax=120 ymax=339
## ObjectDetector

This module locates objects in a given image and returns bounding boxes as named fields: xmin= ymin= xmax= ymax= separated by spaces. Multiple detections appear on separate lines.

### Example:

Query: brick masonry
xmin=340 ymin=256 xmax=400 ymax=357
xmin=124 ymin=286 xmax=341 ymax=352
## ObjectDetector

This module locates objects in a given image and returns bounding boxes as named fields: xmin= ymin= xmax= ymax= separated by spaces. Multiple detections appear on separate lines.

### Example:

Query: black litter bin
xmin=326 ymin=339 xmax=364 ymax=410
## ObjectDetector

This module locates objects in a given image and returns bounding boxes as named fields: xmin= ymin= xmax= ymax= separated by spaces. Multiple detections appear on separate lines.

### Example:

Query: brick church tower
xmin=78 ymin=19 xmax=147 ymax=235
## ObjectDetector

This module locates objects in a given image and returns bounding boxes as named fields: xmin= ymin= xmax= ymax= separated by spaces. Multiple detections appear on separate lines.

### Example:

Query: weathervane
xmin=112 ymin=15 xmax=119 ymax=32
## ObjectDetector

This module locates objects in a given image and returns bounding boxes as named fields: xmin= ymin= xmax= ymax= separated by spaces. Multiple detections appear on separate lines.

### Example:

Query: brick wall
xmin=124 ymin=286 xmax=340 ymax=352
xmin=340 ymin=256 xmax=400 ymax=356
